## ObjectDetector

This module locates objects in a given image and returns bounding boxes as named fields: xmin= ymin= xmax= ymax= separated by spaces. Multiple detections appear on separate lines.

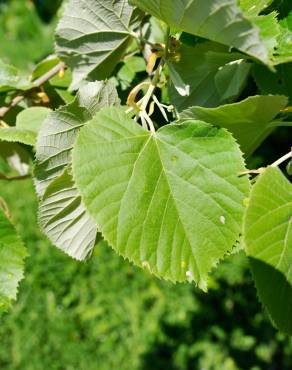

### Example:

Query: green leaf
xmin=180 ymin=95 xmax=288 ymax=156
xmin=0 ymin=142 xmax=30 ymax=176
xmin=117 ymin=56 xmax=146 ymax=90
xmin=168 ymin=42 xmax=250 ymax=111
xmin=0 ymin=59 xmax=32 ymax=92
xmin=32 ymin=55 xmax=60 ymax=80
xmin=274 ymin=12 xmax=292 ymax=65
xmin=240 ymin=1 xmax=280 ymax=59
xmin=252 ymin=12 xmax=280 ymax=59
xmin=240 ymin=3 xmax=292 ymax=65
xmin=35 ymin=80 xmax=120 ymax=196
xmin=239 ymin=0 xmax=273 ymax=17
xmin=55 ymin=0 xmax=142 ymax=90
xmin=244 ymin=167 xmax=292 ymax=334
xmin=287 ymin=160 xmax=292 ymax=176
xmin=214 ymin=59 xmax=251 ymax=101
xmin=72 ymin=107 xmax=250 ymax=289
xmin=0 ymin=207 xmax=27 ymax=312
xmin=35 ymin=81 xmax=119 ymax=260
xmin=39 ymin=170 xmax=97 ymax=260
xmin=253 ymin=63 xmax=292 ymax=103
xmin=130 ymin=0 xmax=270 ymax=65
xmin=0 ymin=107 xmax=50 ymax=146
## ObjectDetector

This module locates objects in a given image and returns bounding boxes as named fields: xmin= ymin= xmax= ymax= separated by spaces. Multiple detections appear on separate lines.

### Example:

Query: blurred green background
xmin=0 ymin=1 xmax=292 ymax=369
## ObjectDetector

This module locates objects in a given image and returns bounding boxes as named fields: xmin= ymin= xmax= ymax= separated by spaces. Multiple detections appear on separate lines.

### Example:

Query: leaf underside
xmin=73 ymin=107 xmax=250 ymax=289
xmin=39 ymin=170 xmax=97 ymax=260
xmin=244 ymin=167 xmax=292 ymax=335
xmin=35 ymin=81 xmax=120 ymax=260
xmin=131 ymin=0 xmax=270 ymax=65
xmin=55 ymin=0 xmax=141 ymax=89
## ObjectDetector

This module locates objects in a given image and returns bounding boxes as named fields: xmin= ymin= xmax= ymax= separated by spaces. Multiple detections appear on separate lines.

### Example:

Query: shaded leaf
xmin=215 ymin=59 xmax=251 ymax=101
xmin=72 ymin=107 xmax=250 ymax=289
xmin=253 ymin=63 xmax=292 ymax=103
xmin=35 ymin=80 xmax=120 ymax=196
xmin=39 ymin=170 xmax=97 ymax=260
xmin=35 ymin=81 xmax=120 ymax=260
xmin=244 ymin=167 xmax=292 ymax=334
xmin=180 ymin=95 xmax=288 ymax=156
xmin=131 ymin=0 xmax=270 ymax=64
xmin=168 ymin=42 xmax=249 ymax=111
xmin=55 ymin=0 xmax=142 ymax=89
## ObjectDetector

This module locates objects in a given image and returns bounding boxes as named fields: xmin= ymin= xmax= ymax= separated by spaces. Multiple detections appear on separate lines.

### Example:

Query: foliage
xmin=0 ymin=205 xmax=26 ymax=312
xmin=0 ymin=0 xmax=57 ymax=69
xmin=1 ymin=180 xmax=292 ymax=370
xmin=0 ymin=0 xmax=291 ymax=343
xmin=244 ymin=167 xmax=292 ymax=334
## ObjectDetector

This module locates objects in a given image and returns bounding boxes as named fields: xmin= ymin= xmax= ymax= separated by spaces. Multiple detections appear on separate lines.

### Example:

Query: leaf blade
xmin=244 ymin=167 xmax=292 ymax=334
xmin=131 ymin=0 xmax=270 ymax=64
xmin=55 ymin=0 xmax=141 ymax=89
xmin=180 ymin=95 xmax=288 ymax=156
xmin=0 ymin=207 xmax=27 ymax=312
xmin=73 ymin=107 xmax=250 ymax=289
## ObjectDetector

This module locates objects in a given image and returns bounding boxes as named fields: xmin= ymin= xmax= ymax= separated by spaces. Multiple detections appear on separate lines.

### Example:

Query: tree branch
xmin=0 ymin=62 xmax=66 ymax=118
xmin=0 ymin=173 xmax=31 ymax=181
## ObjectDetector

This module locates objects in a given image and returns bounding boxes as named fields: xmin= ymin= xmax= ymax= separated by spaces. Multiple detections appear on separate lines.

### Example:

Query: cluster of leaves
xmin=1 ymin=179 xmax=292 ymax=370
xmin=0 ymin=0 xmax=291 ymax=336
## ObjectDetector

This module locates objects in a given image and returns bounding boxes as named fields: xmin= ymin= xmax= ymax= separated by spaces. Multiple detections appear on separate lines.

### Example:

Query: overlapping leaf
xmin=181 ymin=95 xmax=288 ymax=156
xmin=131 ymin=0 xmax=270 ymax=65
xmin=72 ymin=107 xmax=250 ymax=289
xmin=244 ymin=167 xmax=292 ymax=334
xmin=35 ymin=81 xmax=120 ymax=196
xmin=35 ymin=81 xmax=120 ymax=259
xmin=253 ymin=63 xmax=292 ymax=103
xmin=0 ymin=107 xmax=50 ymax=146
xmin=39 ymin=170 xmax=97 ymax=260
xmin=0 ymin=207 xmax=27 ymax=312
xmin=0 ymin=142 xmax=30 ymax=176
xmin=167 ymin=42 xmax=250 ymax=111
xmin=240 ymin=2 xmax=292 ymax=65
xmin=55 ymin=0 xmax=142 ymax=89
xmin=0 ymin=60 xmax=32 ymax=92
xmin=274 ymin=12 xmax=292 ymax=65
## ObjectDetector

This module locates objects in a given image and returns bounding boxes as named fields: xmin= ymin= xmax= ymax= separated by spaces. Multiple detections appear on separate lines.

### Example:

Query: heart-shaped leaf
xmin=244 ymin=167 xmax=292 ymax=334
xmin=73 ymin=107 xmax=250 ymax=289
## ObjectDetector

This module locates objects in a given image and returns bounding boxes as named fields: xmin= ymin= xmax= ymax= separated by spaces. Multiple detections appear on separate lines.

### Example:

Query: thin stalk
xmin=0 ymin=173 xmax=31 ymax=181
xmin=164 ymin=26 xmax=171 ymax=59
xmin=271 ymin=151 xmax=292 ymax=167
xmin=0 ymin=62 xmax=65 ymax=118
